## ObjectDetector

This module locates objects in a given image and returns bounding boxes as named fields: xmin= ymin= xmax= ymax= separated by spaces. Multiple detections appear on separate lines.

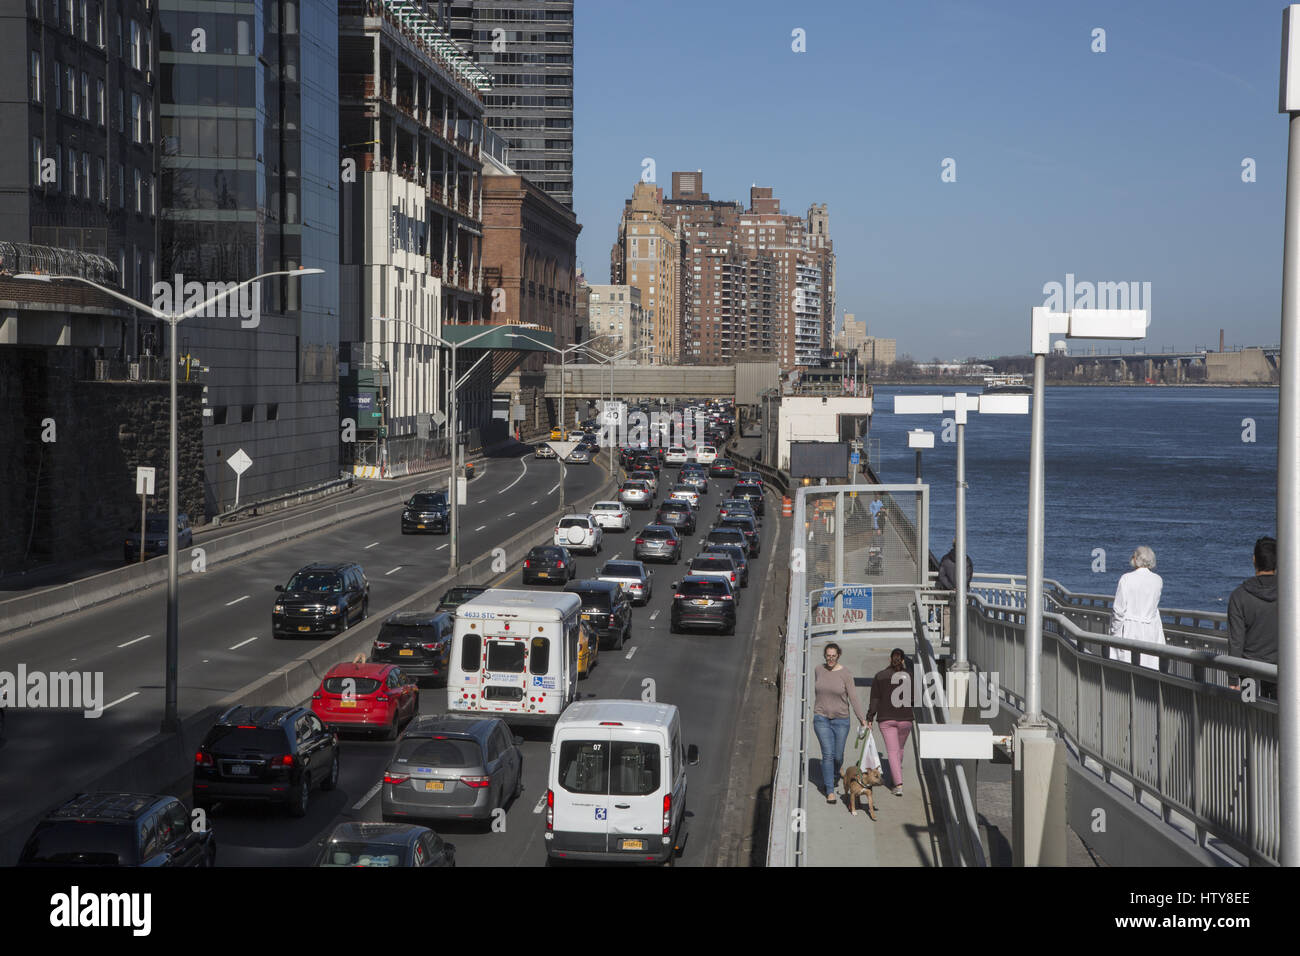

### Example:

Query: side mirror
xmin=687 ymin=744 xmax=700 ymax=766
xmin=275 ymin=584 xmax=284 ymax=592
xmin=670 ymin=582 xmax=679 ymax=590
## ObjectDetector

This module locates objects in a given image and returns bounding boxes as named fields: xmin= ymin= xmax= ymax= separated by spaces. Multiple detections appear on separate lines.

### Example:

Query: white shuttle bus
xmin=447 ymin=589 xmax=582 ymax=725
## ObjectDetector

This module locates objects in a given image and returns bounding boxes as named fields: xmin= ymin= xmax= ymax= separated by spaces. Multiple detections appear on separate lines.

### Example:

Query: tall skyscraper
xmin=611 ymin=182 xmax=681 ymax=364
xmin=443 ymin=0 xmax=574 ymax=209
xmin=158 ymin=0 xmax=341 ymax=513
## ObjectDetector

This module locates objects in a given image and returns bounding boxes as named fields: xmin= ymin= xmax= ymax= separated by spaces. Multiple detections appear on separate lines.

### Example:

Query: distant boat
xmin=982 ymin=374 xmax=1033 ymax=394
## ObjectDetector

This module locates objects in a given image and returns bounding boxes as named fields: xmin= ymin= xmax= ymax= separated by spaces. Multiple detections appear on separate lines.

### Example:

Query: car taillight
xmin=384 ymin=771 xmax=409 ymax=784
xmin=546 ymin=788 xmax=554 ymax=830
xmin=278 ymin=754 xmax=294 ymax=767
xmin=635 ymin=538 xmax=645 ymax=544
xmin=194 ymin=751 xmax=213 ymax=767
xmin=523 ymin=559 xmax=531 ymax=568
xmin=663 ymin=793 xmax=672 ymax=835
xmin=460 ymin=776 xmax=491 ymax=788
xmin=374 ymin=641 xmax=391 ymax=650
xmin=730 ymin=574 xmax=736 ymax=582
xmin=420 ymin=642 xmax=439 ymax=650
xmin=556 ymin=560 xmax=564 ymax=568
xmin=674 ymin=593 xmax=685 ymax=599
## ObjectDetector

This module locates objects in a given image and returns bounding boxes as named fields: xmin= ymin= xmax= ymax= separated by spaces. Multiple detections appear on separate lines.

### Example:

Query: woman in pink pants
xmin=866 ymin=648 xmax=915 ymax=796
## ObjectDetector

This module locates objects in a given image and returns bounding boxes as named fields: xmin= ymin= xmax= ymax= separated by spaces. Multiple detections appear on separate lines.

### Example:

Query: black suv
xmin=19 ymin=792 xmax=215 ymax=867
xmin=563 ymin=579 xmax=632 ymax=650
xmin=194 ymin=705 xmax=340 ymax=817
xmin=273 ymin=562 xmax=369 ymax=638
xmin=718 ymin=514 xmax=761 ymax=556
xmin=669 ymin=575 xmax=737 ymax=635
xmin=371 ymin=611 xmax=455 ymax=683
xmin=731 ymin=481 xmax=765 ymax=516
xmin=656 ymin=499 xmax=697 ymax=534
xmin=522 ymin=545 xmax=577 ymax=585
xmin=401 ymin=491 xmax=450 ymax=534
xmin=436 ymin=584 xmax=489 ymax=614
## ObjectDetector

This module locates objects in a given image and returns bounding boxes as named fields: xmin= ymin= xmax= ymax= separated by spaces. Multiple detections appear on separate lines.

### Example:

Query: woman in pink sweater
xmin=813 ymin=643 xmax=867 ymax=803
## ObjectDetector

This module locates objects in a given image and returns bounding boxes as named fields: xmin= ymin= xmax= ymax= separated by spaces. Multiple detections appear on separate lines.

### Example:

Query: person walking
xmin=1108 ymin=546 xmax=1166 ymax=671
xmin=937 ymin=542 xmax=973 ymax=591
xmin=1228 ymin=536 xmax=1278 ymax=699
xmin=813 ymin=643 xmax=867 ymax=804
xmin=870 ymin=495 xmax=885 ymax=537
xmin=866 ymin=648 xmax=915 ymax=796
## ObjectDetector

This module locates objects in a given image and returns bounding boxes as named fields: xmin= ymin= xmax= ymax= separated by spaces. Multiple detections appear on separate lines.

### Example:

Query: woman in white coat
xmin=1109 ymin=546 xmax=1167 ymax=670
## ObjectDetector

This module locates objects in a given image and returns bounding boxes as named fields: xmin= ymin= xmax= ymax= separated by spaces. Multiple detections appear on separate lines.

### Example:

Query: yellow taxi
xmin=550 ymin=426 xmax=568 ymax=441
xmin=577 ymin=621 xmax=599 ymax=678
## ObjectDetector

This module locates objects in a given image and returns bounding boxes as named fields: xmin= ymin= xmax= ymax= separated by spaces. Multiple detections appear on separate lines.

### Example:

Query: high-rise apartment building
xmin=443 ymin=0 xmax=574 ymax=209
xmin=158 ymin=0 xmax=341 ymax=513
xmin=610 ymin=182 xmax=681 ymax=364
xmin=586 ymin=284 xmax=643 ymax=357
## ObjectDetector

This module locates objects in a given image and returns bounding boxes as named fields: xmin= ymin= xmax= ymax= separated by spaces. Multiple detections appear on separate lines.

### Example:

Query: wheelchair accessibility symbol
xmin=595 ymin=808 xmax=607 ymax=820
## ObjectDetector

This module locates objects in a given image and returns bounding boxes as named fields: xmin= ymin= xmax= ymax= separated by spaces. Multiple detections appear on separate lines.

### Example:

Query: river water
xmin=865 ymin=386 xmax=1279 ymax=611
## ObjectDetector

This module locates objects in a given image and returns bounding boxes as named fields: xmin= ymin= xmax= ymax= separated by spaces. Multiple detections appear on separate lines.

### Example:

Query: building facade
xmin=586 ymin=284 xmax=643 ymax=357
xmin=610 ymin=181 xmax=681 ymax=364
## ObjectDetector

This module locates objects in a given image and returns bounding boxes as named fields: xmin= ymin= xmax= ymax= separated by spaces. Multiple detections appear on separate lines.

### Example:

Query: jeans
xmin=879 ymin=719 xmax=914 ymax=788
xmin=813 ymin=715 xmax=851 ymax=795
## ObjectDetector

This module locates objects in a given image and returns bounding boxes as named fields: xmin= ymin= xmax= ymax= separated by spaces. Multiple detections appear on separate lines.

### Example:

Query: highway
xmin=203 ymin=448 xmax=779 ymax=867
xmin=0 ymin=446 xmax=607 ymax=825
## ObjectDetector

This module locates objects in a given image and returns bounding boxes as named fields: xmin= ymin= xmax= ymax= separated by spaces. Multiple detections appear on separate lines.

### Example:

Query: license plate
xmin=537 ymin=572 xmax=549 ymax=578
xmin=581 ymin=613 xmax=590 ymax=619
xmin=399 ymin=649 xmax=414 ymax=656
xmin=621 ymin=839 xmax=644 ymax=850
xmin=424 ymin=781 xmax=445 ymax=792
xmin=229 ymin=764 xmax=250 ymax=775
xmin=417 ymin=524 xmax=426 ymax=529
xmin=694 ymin=599 xmax=712 ymax=607
xmin=298 ymin=625 xmax=311 ymax=632
xmin=340 ymin=699 xmax=356 ymax=708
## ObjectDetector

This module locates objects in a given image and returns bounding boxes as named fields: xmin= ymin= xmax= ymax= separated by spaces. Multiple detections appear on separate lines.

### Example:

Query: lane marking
xmin=507 ymin=512 xmax=517 ymax=517
xmin=436 ymin=543 xmax=448 ymax=551
xmin=229 ymin=636 xmax=258 ymax=650
xmin=533 ymin=793 xmax=547 ymax=814
xmin=475 ymin=525 xmax=487 ymax=532
xmin=502 ymin=459 xmax=528 ymax=493
xmin=548 ymin=481 xmax=560 ymax=493
xmin=625 ymin=646 xmax=638 ymax=660
xmin=386 ymin=566 xmax=403 ymax=575
xmin=104 ymin=691 xmax=140 ymax=711
xmin=477 ymin=499 xmax=486 ymax=504
xmin=352 ymin=781 xmax=382 ymax=810
xmin=364 ymin=541 xmax=380 ymax=550
xmin=531 ymin=500 xmax=538 ymax=505
xmin=649 ymin=610 xmax=660 ymax=621
xmin=117 ymin=634 xmax=150 ymax=648
xmin=225 ymin=595 xmax=249 ymax=606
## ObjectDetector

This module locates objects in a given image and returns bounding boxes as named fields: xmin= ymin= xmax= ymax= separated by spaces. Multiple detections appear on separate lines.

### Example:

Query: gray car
xmin=596 ymin=559 xmax=654 ymax=605
xmin=632 ymin=524 xmax=682 ymax=564
xmin=381 ymin=714 xmax=523 ymax=829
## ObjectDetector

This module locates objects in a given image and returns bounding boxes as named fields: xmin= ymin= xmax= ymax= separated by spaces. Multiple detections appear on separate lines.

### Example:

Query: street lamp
xmin=908 ymin=428 xmax=934 ymax=484
xmin=16 ymin=267 xmax=323 ymax=734
xmin=373 ymin=317 xmax=500 ymax=571
xmin=506 ymin=333 xmax=588 ymax=440
xmin=579 ymin=343 xmax=651 ymax=471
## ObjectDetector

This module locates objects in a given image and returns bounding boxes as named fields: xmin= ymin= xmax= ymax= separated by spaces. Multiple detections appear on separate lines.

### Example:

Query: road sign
xmin=135 ymin=466 xmax=156 ymax=496
xmin=850 ymin=452 xmax=861 ymax=465
xmin=227 ymin=448 xmax=253 ymax=476
xmin=432 ymin=410 xmax=447 ymax=427
xmin=548 ymin=441 xmax=579 ymax=460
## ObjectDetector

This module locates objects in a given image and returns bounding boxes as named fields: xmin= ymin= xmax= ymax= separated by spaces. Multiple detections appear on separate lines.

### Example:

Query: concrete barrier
xmin=0 ymin=462 xmax=618 ymax=864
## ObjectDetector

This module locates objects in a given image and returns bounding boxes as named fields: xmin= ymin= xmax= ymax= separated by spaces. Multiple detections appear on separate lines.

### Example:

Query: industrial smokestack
xmin=1220 ymin=329 xmax=1225 ymax=352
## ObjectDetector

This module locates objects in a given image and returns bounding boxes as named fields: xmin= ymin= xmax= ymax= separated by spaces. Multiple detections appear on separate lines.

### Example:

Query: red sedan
xmin=312 ymin=662 xmax=420 ymax=740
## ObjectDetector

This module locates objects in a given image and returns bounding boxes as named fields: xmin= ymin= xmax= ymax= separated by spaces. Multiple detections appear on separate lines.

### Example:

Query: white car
xmin=664 ymin=446 xmax=689 ymax=466
xmin=694 ymin=445 xmax=718 ymax=465
xmin=668 ymin=485 xmax=700 ymax=509
xmin=589 ymin=501 xmax=631 ymax=532
xmin=554 ymin=515 xmax=603 ymax=554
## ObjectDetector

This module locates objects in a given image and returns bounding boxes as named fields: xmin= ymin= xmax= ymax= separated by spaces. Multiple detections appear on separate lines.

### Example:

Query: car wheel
xmin=612 ymin=626 xmax=624 ymax=651
xmin=513 ymin=759 xmax=524 ymax=800
xmin=320 ymin=752 xmax=340 ymax=791
xmin=724 ymin=619 xmax=736 ymax=636
xmin=670 ymin=618 xmax=680 ymax=634
xmin=384 ymin=714 xmax=399 ymax=741
xmin=361 ymin=598 xmax=369 ymax=620
xmin=289 ymin=775 xmax=310 ymax=817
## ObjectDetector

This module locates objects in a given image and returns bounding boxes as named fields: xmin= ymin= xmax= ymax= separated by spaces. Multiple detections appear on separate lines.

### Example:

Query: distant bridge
xmin=541 ymin=362 xmax=778 ymax=403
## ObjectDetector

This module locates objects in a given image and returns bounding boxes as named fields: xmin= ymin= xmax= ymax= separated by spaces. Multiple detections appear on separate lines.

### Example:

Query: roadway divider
xmin=0 ymin=445 xmax=509 ymax=639
xmin=0 ymin=459 xmax=619 ymax=865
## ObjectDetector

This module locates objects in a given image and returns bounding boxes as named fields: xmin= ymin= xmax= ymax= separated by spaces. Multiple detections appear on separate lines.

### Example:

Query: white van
xmin=447 ymin=589 xmax=582 ymax=726
xmin=545 ymin=699 xmax=699 ymax=864
xmin=693 ymin=445 xmax=717 ymax=465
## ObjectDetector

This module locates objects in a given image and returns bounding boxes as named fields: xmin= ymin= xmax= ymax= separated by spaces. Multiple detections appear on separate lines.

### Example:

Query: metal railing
xmin=965 ymin=580 xmax=1279 ymax=865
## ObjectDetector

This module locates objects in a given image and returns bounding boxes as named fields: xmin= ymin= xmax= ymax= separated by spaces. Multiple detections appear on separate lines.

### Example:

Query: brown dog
xmin=842 ymin=765 xmax=884 ymax=819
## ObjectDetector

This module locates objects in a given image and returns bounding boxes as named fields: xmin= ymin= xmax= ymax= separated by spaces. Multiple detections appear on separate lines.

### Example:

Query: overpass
xmin=542 ymin=361 xmax=778 ymax=403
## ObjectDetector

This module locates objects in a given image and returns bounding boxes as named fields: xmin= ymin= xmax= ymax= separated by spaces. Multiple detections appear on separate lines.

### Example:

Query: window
xmin=117 ymin=162 xmax=124 ymax=207
xmin=80 ymin=72 xmax=89 ymax=119
xmin=96 ymin=79 xmax=104 ymax=125
xmin=144 ymin=97 xmax=152 ymax=143
xmin=149 ymin=176 xmax=154 ymax=215
xmin=65 ymin=148 xmax=76 ymax=194
xmin=117 ymin=86 xmax=123 ymax=132
xmin=131 ymin=93 xmax=141 ymax=142
xmin=211 ymin=406 xmax=227 ymax=425
xmin=486 ymin=640 xmax=526 ymax=673
xmin=266 ymin=403 xmax=279 ymax=421
xmin=240 ymin=404 xmax=254 ymax=423
xmin=459 ymin=634 xmax=481 ymax=673
xmin=558 ymin=740 xmax=608 ymax=795
xmin=95 ymin=3 xmax=103 ymax=47
xmin=97 ymin=157 xmax=105 ymax=202
xmin=31 ymin=137 xmax=42 ymax=187
xmin=529 ymin=637 xmax=549 ymax=675
xmin=81 ymin=152 xmax=89 ymax=197
xmin=133 ymin=168 xmax=141 ymax=212
xmin=78 ymin=0 xmax=86 ymax=39
xmin=116 ymin=14 xmax=122 ymax=56
xmin=610 ymin=741 xmax=660 ymax=796
xmin=63 ymin=0 xmax=73 ymax=31
xmin=30 ymin=53 xmax=40 ymax=103
xmin=130 ymin=20 xmax=141 ymax=69
xmin=53 ymin=60 xmax=61 ymax=109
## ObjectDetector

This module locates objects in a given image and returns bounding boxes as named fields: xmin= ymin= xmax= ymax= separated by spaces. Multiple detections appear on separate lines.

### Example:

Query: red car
xmin=312 ymin=662 xmax=420 ymax=739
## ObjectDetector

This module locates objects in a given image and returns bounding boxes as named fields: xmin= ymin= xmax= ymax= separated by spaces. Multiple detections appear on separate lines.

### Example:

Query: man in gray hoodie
xmin=1227 ymin=536 xmax=1278 ymax=699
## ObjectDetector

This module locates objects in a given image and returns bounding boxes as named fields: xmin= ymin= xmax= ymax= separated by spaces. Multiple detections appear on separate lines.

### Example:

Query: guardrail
xmin=966 ymin=580 xmax=1279 ymax=866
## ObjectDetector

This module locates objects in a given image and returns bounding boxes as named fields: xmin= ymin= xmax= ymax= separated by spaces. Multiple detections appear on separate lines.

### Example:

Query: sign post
xmin=227 ymin=448 xmax=253 ymax=511
xmin=135 ymin=466 xmax=155 ymax=563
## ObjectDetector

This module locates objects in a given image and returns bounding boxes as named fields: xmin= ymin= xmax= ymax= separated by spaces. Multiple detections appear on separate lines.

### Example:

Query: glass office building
xmin=158 ymin=0 xmax=340 ymax=514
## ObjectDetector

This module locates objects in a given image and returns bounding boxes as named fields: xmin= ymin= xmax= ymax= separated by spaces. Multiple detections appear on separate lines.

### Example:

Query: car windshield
xmin=204 ymin=726 xmax=288 ymax=753
xmin=707 ymin=546 xmax=747 ymax=564
xmin=394 ymin=736 xmax=481 ymax=767
xmin=378 ymin=622 xmax=441 ymax=642
xmin=323 ymin=677 xmax=384 ymax=695
xmin=709 ymin=530 xmax=746 ymax=543
xmin=408 ymin=494 xmax=445 ymax=508
xmin=640 ymin=528 xmax=674 ymax=540
xmin=681 ymin=579 xmax=729 ymax=596
xmin=558 ymin=518 xmax=590 ymax=528
xmin=671 ymin=486 xmax=695 ymax=495
xmin=622 ymin=482 xmax=647 ymax=491
xmin=569 ymin=589 xmax=612 ymax=611
xmin=529 ymin=547 xmax=563 ymax=561
xmin=286 ymin=572 xmax=342 ymax=592
xmin=318 ymin=842 xmax=410 ymax=867
xmin=601 ymin=563 xmax=641 ymax=577
xmin=592 ymin=503 xmax=620 ymax=511
xmin=722 ymin=517 xmax=754 ymax=530
xmin=438 ymin=587 xmax=485 ymax=608
xmin=20 ymin=822 xmax=136 ymax=865
xmin=690 ymin=557 xmax=730 ymax=572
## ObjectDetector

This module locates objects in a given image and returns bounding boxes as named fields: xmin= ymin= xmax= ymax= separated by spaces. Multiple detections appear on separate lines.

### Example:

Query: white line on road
xmin=364 ymin=541 xmax=380 ymax=550
xmin=229 ymin=637 xmax=258 ymax=650
xmin=502 ymin=459 xmax=528 ymax=493
xmin=507 ymin=512 xmax=516 ymax=517
xmin=477 ymin=499 xmax=486 ymax=504
xmin=548 ymin=481 xmax=560 ymax=493
xmin=533 ymin=793 xmax=547 ymax=814
xmin=436 ymin=543 xmax=448 ymax=550
xmin=612 ymin=553 xmax=620 ymax=560
xmin=531 ymin=500 xmax=538 ymax=505
xmin=352 ymin=781 xmax=382 ymax=811
xmin=386 ymin=566 xmax=403 ymax=575
xmin=474 ymin=525 xmax=487 ymax=532
xmin=225 ymin=595 xmax=249 ymax=606
xmin=649 ymin=610 xmax=660 ymax=621
xmin=625 ymin=646 xmax=638 ymax=660
xmin=103 ymin=691 xmax=140 ymax=711
xmin=117 ymin=634 xmax=150 ymax=648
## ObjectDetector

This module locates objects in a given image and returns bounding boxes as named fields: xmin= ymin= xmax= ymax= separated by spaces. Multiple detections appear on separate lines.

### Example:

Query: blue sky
xmin=572 ymin=0 xmax=1293 ymax=359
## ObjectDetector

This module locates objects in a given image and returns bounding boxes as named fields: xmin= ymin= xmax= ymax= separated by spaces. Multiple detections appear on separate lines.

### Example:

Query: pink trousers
xmin=879 ymin=720 xmax=913 ymax=788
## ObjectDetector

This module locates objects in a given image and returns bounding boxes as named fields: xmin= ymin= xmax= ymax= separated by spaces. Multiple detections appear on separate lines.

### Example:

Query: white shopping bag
xmin=861 ymin=732 xmax=882 ymax=773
